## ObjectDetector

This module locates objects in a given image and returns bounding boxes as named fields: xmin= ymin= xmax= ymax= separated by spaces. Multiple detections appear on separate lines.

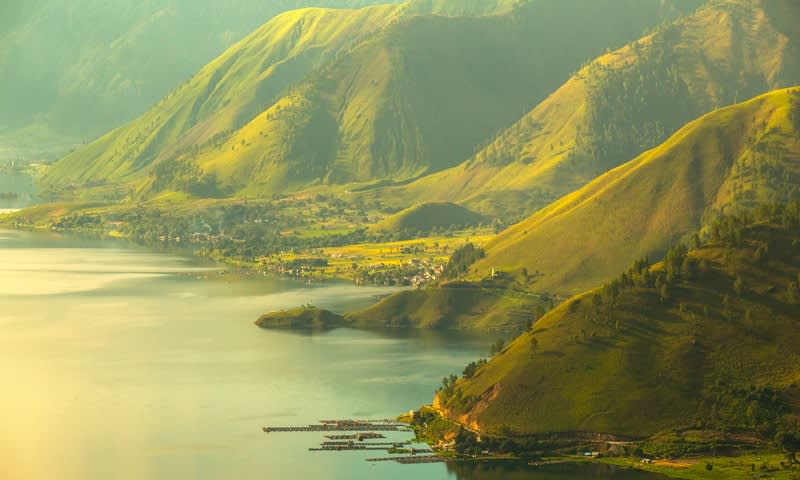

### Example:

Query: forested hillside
xmin=437 ymin=205 xmax=800 ymax=441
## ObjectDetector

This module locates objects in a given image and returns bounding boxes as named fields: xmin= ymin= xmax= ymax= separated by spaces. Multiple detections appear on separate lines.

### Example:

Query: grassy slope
xmin=382 ymin=0 xmax=800 ymax=220
xmin=346 ymin=277 xmax=539 ymax=331
xmin=439 ymin=223 xmax=800 ymax=438
xmin=197 ymin=0 xmax=702 ymax=196
xmin=39 ymin=0 xmax=518 ymax=192
xmin=42 ymin=3 xmax=407 ymax=189
xmin=43 ymin=0 xmax=698 ymax=198
xmin=471 ymin=87 xmax=800 ymax=294
xmin=369 ymin=202 xmax=484 ymax=233
xmin=0 ymin=0 xmax=402 ymax=140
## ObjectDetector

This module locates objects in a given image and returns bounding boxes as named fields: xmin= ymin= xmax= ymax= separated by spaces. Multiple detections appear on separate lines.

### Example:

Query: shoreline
xmin=403 ymin=408 xmax=798 ymax=479
xmin=0 ymin=219 xmax=456 ymax=288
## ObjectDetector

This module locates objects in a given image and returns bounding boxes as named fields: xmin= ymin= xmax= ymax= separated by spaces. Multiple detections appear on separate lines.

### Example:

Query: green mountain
xmin=472 ymin=87 xmax=800 ymax=295
xmin=435 ymin=213 xmax=800 ymax=440
xmin=382 ymin=0 xmax=800 ymax=220
xmin=42 ymin=0 xmax=700 ymax=199
xmin=369 ymin=202 xmax=485 ymax=234
xmin=0 ymin=0 xmax=407 ymax=146
xmin=332 ymin=87 xmax=799 ymax=334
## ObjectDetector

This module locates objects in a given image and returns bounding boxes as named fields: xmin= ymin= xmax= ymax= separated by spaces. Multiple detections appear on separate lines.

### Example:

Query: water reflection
xmin=446 ymin=461 xmax=669 ymax=479
xmin=0 ymin=229 xmax=666 ymax=479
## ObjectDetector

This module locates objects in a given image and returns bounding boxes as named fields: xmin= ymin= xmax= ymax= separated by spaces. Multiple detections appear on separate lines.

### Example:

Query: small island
xmin=255 ymin=306 xmax=347 ymax=330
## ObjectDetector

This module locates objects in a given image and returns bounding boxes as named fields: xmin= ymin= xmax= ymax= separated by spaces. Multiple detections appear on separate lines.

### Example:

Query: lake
xmin=0 ymin=229 xmax=666 ymax=479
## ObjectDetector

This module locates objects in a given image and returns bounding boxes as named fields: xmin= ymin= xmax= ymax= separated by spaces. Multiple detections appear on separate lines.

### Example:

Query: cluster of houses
xmin=406 ymin=260 xmax=445 ymax=286
xmin=352 ymin=258 xmax=445 ymax=287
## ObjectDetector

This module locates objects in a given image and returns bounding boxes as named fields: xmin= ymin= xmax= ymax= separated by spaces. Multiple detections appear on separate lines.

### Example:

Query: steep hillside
xmin=472 ymin=87 xmax=800 ymax=294
xmin=0 ymin=0 xmax=400 ymax=142
xmin=43 ymin=0 xmax=700 ymax=199
xmin=437 ymin=216 xmax=800 ymax=439
xmin=41 ymin=3 xmax=408 ymax=193
xmin=369 ymin=202 xmax=484 ymax=234
xmin=384 ymin=0 xmax=800 ymax=220
xmin=346 ymin=278 xmax=540 ymax=331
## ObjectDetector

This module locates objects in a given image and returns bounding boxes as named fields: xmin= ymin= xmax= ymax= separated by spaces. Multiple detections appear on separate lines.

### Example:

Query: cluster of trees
xmin=698 ymin=382 xmax=792 ymax=438
xmin=442 ymin=243 xmax=485 ymax=279
xmin=437 ymin=374 xmax=460 ymax=399
xmin=452 ymin=426 xmax=538 ymax=456
xmin=151 ymin=159 xmax=222 ymax=197
xmin=775 ymin=427 xmax=800 ymax=465
xmin=580 ymin=35 xmax=696 ymax=175
xmin=597 ymin=199 xmax=800 ymax=311
xmin=461 ymin=358 xmax=488 ymax=380
xmin=525 ymin=304 xmax=548 ymax=331
xmin=594 ymin=242 xmax=702 ymax=309
xmin=707 ymin=201 xmax=800 ymax=246
xmin=488 ymin=338 xmax=505 ymax=356
xmin=51 ymin=214 xmax=103 ymax=230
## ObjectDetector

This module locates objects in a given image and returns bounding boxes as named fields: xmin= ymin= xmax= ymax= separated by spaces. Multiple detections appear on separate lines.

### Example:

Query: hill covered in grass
xmin=471 ymin=87 xmax=800 ymax=294
xmin=435 ymin=210 xmax=800 ymax=441
xmin=42 ymin=0 xmax=700 ymax=199
xmin=0 ymin=0 xmax=402 ymax=144
xmin=40 ymin=3 xmax=410 ymax=195
xmin=346 ymin=277 xmax=543 ymax=331
xmin=382 ymin=0 xmax=800 ymax=220
xmin=369 ymin=202 xmax=484 ymax=235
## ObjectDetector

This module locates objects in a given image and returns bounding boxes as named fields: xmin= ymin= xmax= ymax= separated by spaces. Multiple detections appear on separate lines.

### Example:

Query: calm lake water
xmin=0 ymin=229 xmax=665 ymax=479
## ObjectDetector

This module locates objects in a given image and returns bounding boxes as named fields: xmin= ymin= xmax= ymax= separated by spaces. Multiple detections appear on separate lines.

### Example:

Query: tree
xmin=443 ymin=243 xmax=485 ymax=279
xmin=462 ymin=361 xmax=478 ymax=379
xmin=490 ymin=338 xmax=505 ymax=356
xmin=529 ymin=335 xmax=538 ymax=357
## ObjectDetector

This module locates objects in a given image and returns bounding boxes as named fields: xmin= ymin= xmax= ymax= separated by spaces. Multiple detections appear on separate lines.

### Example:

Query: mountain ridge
xmin=42 ymin=0 xmax=701 ymax=201
xmin=471 ymin=87 xmax=800 ymax=294
xmin=374 ymin=0 xmax=800 ymax=220
xmin=435 ymin=213 xmax=800 ymax=439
